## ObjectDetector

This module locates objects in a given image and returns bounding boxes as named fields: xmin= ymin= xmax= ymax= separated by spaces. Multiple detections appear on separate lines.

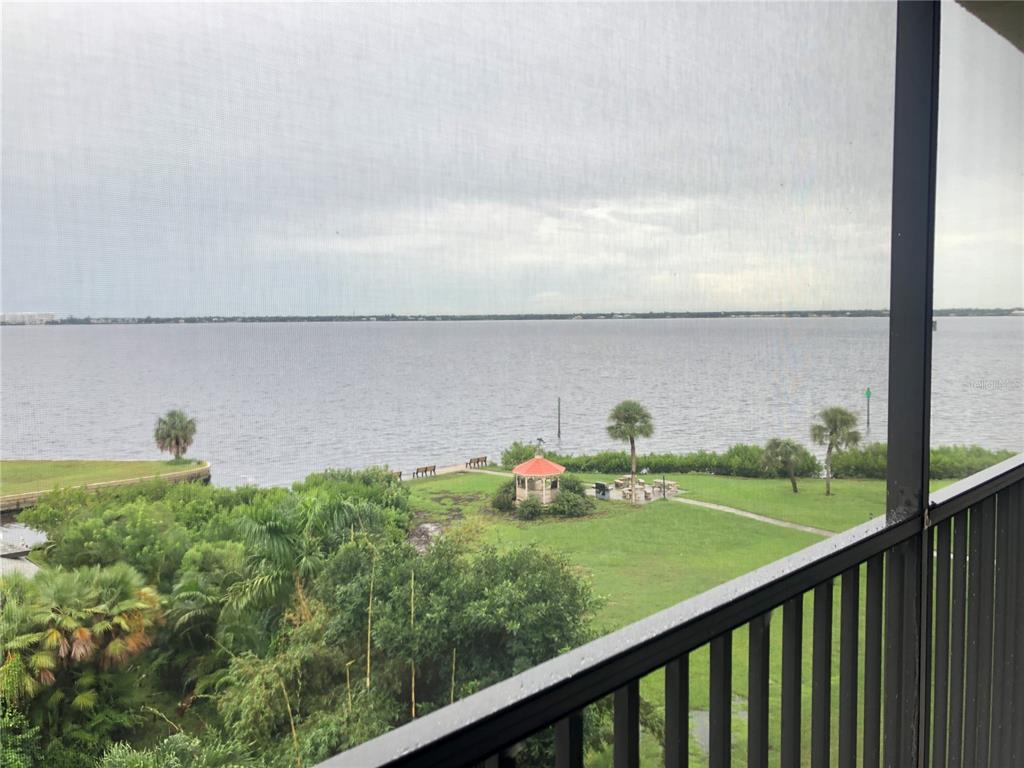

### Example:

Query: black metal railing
xmin=316 ymin=452 xmax=1023 ymax=768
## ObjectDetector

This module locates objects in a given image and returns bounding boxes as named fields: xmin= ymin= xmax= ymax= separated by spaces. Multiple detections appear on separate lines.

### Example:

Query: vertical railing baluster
xmin=665 ymin=656 xmax=689 ymax=768
xmin=947 ymin=510 xmax=969 ymax=768
xmin=614 ymin=680 xmax=640 ymax=768
xmin=931 ymin=519 xmax=952 ymax=768
xmin=709 ymin=633 xmax=732 ymax=768
xmin=555 ymin=711 xmax=584 ymax=768
xmin=1011 ymin=481 xmax=1024 ymax=765
xmin=917 ymin=523 xmax=934 ymax=768
xmin=781 ymin=595 xmax=802 ymax=767
xmin=863 ymin=554 xmax=883 ymax=768
xmin=883 ymin=544 xmax=905 ymax=764
xmin=811 ymin=581 xmax=833 ymax=767
xmin=747 ymin=614 xmax=770 ymax=768
xmin=973 ymin=496 xmax=996 ymax=766
xmin=962 ymin=503 xmax=982 ymax=763
xmin=839 ymin=567 xmax=859 ymax=768
xmin=989 ymin=490 xmax=1010 ymax=766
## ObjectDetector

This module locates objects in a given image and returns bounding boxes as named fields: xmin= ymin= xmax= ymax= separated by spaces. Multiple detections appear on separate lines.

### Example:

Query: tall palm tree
xmin=763 ymin=438 xmax=804 ymax=494
xmin=810 ymin=406 xmax=861 ymax=496
xmin=154 ymin=409 xmax=197 ymax=460
xmin=606 ymin=400 xmax=654 ymax=505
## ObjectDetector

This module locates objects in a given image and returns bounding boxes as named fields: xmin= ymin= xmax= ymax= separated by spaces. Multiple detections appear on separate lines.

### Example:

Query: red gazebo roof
xmin=512 ymin=456 xmax=566 ymax=477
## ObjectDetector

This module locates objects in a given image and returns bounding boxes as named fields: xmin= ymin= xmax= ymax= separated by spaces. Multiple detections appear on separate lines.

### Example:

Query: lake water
xmin=2 ymin=317 xmax=1021 ymax=487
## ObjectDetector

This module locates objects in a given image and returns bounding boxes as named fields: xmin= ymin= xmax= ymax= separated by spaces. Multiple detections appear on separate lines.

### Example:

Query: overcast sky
xmin=2 ymin=2 xmax=1021 ymax=317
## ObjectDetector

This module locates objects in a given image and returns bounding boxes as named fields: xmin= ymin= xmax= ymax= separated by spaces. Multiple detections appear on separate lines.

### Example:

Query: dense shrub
xmin=0 ymin=706 xmax=39 ymax=768
xmin=34 ymin=498 xmax=193 ymax=591
xmin=929 ymin=444 xmax=1015 ymax=479
xmin=524 ymin=443 xmax=822 ymax=479
xmin=715 ymin=444 xmax=765 ymax=477
xmin=292 ymin=466 xmax=410 ymax=514
xmin=516 ymin=497 xmax=545 ymax=520
xmin=548 ymin=491 xmax=593 ymax=518
xmin=99 ymin=734 xmax=254 ymax=768
xmin=557 ymin=473 xmax=587 ymax=497
xmin=831 ymin=443 xmax=1014 ymax=480
xmin=491 ymin=480 xmax=517 ymax=514
xmin=501 ymin=441 xmax=538 ymax=469
xmin=830 ymin=443 xmax=888 ymax=479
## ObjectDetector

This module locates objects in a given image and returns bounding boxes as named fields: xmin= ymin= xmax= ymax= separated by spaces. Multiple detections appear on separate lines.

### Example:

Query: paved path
xmin=670 ymin=496 xmax=833 ymax=538
xmin=408 ymin=465 xmax=512 ymax=479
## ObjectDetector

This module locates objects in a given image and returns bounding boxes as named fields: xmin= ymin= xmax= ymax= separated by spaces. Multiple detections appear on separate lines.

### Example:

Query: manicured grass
xmin=574 ymin=472 xmax=953 ymax=533
xmin=0 ymin=459 xmax=203 ymax=495
xmin=483 ymin=499 xmax=820 ymax=629
xmin=408 ymin=472 xmax=952 ymax=765
xmin=409 ymin=472 xmax=833 ymax=764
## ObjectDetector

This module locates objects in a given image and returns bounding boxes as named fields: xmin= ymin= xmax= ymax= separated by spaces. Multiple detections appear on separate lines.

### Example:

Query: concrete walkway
xmin=409 ymin=465 xmax=512 ymax=479
xmin=670 ymin=496 xmax=833 ymax=537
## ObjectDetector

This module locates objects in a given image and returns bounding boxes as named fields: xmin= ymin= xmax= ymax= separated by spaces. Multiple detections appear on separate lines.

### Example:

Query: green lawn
xmin=408 ymin=472 xmax=839 ymax=764
xmin=0 ymin=459 xmax=203 ymax=495
xmin=574 ymin=472 xmax=953 ymax=533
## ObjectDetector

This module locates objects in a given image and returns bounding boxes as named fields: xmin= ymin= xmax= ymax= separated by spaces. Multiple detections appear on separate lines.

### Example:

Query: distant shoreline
xmin=4 ymin=308 xmax=1022 ymax=326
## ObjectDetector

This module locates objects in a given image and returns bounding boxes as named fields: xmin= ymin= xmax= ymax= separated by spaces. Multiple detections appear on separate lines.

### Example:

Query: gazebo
xmin=512 ymin=455 xmax=566 ymax=505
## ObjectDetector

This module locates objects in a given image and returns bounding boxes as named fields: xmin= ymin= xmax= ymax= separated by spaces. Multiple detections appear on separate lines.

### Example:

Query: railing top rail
xmin=316 ymin=457 xmax=1021 ymax=768
xmin=928 ymin=451 xmax=1024 ymax=524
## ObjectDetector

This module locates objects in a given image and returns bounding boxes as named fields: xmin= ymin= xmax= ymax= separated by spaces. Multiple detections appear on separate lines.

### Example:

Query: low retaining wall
xmin=0 ymin=462 xmax=211 ymax=514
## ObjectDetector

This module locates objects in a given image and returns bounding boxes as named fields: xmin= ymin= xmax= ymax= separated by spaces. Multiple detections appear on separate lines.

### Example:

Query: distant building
xmin=0 ymin=312 xmax=55 ymax=325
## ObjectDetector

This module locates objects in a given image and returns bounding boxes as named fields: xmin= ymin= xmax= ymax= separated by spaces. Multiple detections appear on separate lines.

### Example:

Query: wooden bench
xmin=413 ymin=465 xmax=436 ymax=478
xmin=464 ymin=456 xmax=487 ymax=469
xmin=391 ymin=470 xmax=403 ymax=480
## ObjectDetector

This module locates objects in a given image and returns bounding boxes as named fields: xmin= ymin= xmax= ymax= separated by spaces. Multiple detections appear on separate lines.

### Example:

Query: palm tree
xmin=0 ymin=564 xmax=160 ymax=715
xmin=606 ymin=400 xmax=654 ymax=505
xmin=227 ymin=493 xmax=365 ymax=621
xmin=810 ymin=406 xmax=861 ymax=496
xmin=154 ymin=409 xmax=197 ymax=460
xmin=764 ymin=438 xmax=804 ymax=494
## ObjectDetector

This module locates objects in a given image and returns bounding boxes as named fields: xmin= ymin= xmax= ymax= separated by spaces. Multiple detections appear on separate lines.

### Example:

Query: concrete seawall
xmin=0 ymin=461 xmax=212 ymax=514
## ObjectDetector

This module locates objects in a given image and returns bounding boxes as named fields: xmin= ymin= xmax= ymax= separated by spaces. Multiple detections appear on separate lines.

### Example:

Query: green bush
xmin=557 ymin=473 xmax=587 ymax=497
xmin=0 ymin=706 xmax=39 ymax=768
xmin=929 ymin=444 xmax=1015 ymax=479
xmin=501 ymin=441 xmax=538 ymax=469
xmin=516 ymin=497 xmax=545 ymax=520
xmin=830 ymin=443 xmax=888 ymax=479
xmin=492 ymin=480 xmax=517 ymax=514
xmin=549 ymin=491 xmax=593 ymax=518
xmin=523 ymin=444 xmax=822 ymax=478
xmin=717 ymin=444 xmax=765 ymax=477
xmin=830 ymin=443 xmax=1014 ymax=480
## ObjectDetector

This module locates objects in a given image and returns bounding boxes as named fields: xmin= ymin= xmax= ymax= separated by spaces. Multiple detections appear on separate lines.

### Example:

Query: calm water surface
xmin=2 ymin=318 xmax=1021 ymax=487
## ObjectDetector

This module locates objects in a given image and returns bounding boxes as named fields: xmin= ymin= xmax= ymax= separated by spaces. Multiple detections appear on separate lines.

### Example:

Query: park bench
xmin=465 ymin=456 xmax=487 ymax=468
xmin=413 ymin=465 xmax=436 ymax=478
xmin=391 ymin=470 xmax=403 ymax=480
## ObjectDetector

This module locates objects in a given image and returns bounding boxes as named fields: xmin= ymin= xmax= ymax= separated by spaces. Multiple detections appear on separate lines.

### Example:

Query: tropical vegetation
xmin=5 ymin=469 xmax=596 ymax=767
xmin=154 ymin=411 xmax=197 ymax=461
xmin=606 ymin=400 xmax=654 ymax=505
xmin=763 ymin=438 xmax=807 ymax=493
xmin=810 ymin=406 xmax=861 ymax=495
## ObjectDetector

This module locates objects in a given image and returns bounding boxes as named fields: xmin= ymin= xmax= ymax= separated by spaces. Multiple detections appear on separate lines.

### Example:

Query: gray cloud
xmin=2 ymin=2 xmax=1020 ymax=316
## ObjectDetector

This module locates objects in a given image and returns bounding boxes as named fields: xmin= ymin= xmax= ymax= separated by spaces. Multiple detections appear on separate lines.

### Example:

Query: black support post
xmin=884 ymin=2 xmax=941 ymax=766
